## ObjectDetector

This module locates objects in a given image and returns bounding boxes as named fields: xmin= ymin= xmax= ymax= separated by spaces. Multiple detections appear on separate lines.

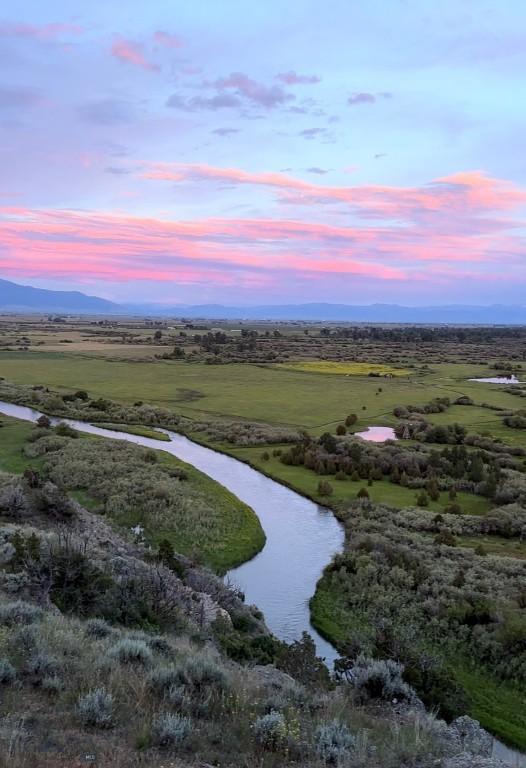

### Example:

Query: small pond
xmin=469 ymin=375 xmax=523 ymax=384
xmin=354 ymin=425 xmax=398 ymax=442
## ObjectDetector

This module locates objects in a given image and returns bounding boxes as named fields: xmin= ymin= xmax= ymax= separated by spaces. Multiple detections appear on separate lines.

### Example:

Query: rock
xmin=447 ymin=716 xmax=493 ymax=757
xmin=250 ymin=664 xmax=297 ymax=690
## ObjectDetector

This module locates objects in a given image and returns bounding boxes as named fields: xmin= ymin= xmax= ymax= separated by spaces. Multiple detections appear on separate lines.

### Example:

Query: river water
xmin=0 ymin=400 xmax=524 ymax=765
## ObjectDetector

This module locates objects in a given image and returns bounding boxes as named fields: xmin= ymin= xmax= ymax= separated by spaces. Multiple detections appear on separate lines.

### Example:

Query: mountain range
xmin=1 ymin=277 xmax=525 ymax=324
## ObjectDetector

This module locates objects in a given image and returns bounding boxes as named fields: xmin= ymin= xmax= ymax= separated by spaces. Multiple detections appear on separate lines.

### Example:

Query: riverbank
xmin=309 ymin=502 xmax=526 ymax=752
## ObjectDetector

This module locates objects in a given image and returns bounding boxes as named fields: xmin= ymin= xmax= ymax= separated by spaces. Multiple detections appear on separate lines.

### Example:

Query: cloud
xmin=276 ymin=71 xmax=321 ymax=85
xmin=212 ymin=127 xmax=240 ymax=136
xmin=141 ymin=162 xmax=526 ymax=227
xmin=104 ymin=166 xmax=133 ymax=175
xmin=111 ymin=38 xmax=159 ymax=72
xmin=167 ymin=92 xmax=241 ymax=110
xmin=298 ymin=127 xmax=326 ymax=139
xmin=213 ymin=72 xmax=294 ymax=109
xmin=306 ymin=167 xmax=329 ymax=174
xmin=348 ymin=92 xmax=392 ymax=105
xmin=2 ymin=204 xmax=525 ymax=301
xmin=78 ymin=99 xmax=135 ymax=125
xmin=153 ymin=30 xmax=183 ymax=49
xmin=0 ymin=86 xmax=41 ymax=110
xmin=168 ymin=72 xmax=295 ymax=112
xmin=348 ymin=92 xmax=376 ymax=105
xmin=0 ymin=22 xmax=83 ymax=39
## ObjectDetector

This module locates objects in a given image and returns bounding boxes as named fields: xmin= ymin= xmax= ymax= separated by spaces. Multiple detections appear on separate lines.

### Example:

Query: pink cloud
xmin=154 ymin=30 xmax=183 ymax=49
xmin=141 ymin=163 xmax=526 ymax=227
xmin=0 ymin=22 xmax=83 ymax=39
xmin=1 ymin=198 xmax=524 ymax=294
xmin=111 ymin=38 xmax=159 ymax=72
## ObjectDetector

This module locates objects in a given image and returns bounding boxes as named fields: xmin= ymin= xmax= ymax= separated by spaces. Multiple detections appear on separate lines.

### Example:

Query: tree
xmin=357 ymin=487 xmax=369 ymax=499
xmin=345 ymin=414 xmax=357 ymax=427
xmin=416 ymin=491 xmax=429 ymax=507
xmin=317 ymin=480 xmax=333 ymax=497
xmin=336 ymin=424 xmax=346 ymax=436
xmin=468 ymin=453 xmax=485 ymax=483
xmin=154 ymin=330 xmax=163 ymax=341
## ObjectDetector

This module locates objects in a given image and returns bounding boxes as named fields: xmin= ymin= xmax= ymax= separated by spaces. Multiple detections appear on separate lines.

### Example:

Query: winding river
xmin=0 ymin=401 xmax=344 ymax=665
xmin=0 ymin=400 xmax=524 ymax=766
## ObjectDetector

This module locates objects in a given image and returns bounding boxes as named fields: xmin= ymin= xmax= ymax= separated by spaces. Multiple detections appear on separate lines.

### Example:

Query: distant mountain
xmin=152 ymin=302 xmax=526 ymax=325
xmin=1 ymin=278 xmax=526 ymax=324
xmin=0 ymin=278 xmax=118 ymax=313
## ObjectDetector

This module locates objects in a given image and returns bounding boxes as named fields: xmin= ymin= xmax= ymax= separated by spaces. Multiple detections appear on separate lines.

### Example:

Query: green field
xmin=275 ymin=361 xmax=410 ymax=376
xmin=1 ymin=352 xmax=523 ymax=444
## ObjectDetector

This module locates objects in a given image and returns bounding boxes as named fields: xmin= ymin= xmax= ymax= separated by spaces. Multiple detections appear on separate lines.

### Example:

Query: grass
xmin=96 ymin=423 xmax=170 ymax=441
xmin=458 ymin=535 xmax=526 ymax=559
xmin=274 ymin=361 xmax=410 ymax=376
xmin=0 ymin=415 xmax=44 ymax=474
xmin=139 ymin=450 xmax=265 ymax=572
xmin=226 ymin=444 xmax=491 ymax=515
xmin=0 ymin=414 xmax=264 ymax=573
xmin=454 ymin=665 xmax=526 ymax=750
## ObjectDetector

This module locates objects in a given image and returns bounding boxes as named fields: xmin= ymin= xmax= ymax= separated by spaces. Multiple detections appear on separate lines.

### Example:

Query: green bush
xmin=0 ymin=600 xmax=43 ymax=626
xmin=150 ymin=712 xmax=191 ymax=748
xmin=77 ymin=687 xmax=114 ymax=728
xmin=109 ymin=638 xmax=153 ymax=667
xmin=314 ymin=720 xmax=355 ymax=765
xmin=253 ymin=710 xmax=287 ymax=750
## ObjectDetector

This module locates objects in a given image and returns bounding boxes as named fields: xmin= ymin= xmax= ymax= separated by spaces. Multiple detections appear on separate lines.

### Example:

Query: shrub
xmin=27 ymin=652 xmax=61 ymax=684
xmin=351 ymin=656 xmax=414 ymax=703
xmin=314 ymin=720 xmax=355 ymax=765
xmin=109 ymin=638 xmax=153 ymax=666
xmin=356 ymin=487 xmax=369 ymax=499
xmin=85 ymin=618 xmax=114 ymax=638
xmin=147 ymin=635 xmax=174 ymax=656
xmin=77 ymin=687 xmax=114 ymax=728
xmin=336 ymin=425 xmax=346 ymax=436
xmin=0 ymin=658 xmax=16 ymax=684
xmin=150 ymin=712 xmax=191 ymax=748
xmin=148 ymin=665 xmax=182 ymax=695
xmin=55 ymin=422 xmax=78 ymax=438
xmin=41 ymin=675 xmax=64 ymax=693
xmin=0 ymin=600 xmax=43 ymax=626
xmin=253 ymin=710 xmax=287 ymax=750
xmin=183 ymin=657 xmax=228 ymax=692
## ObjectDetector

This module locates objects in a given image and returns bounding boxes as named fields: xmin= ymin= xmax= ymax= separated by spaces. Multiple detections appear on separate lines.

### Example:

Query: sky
xmin=1 ymin=0 xmax=526 ymax=306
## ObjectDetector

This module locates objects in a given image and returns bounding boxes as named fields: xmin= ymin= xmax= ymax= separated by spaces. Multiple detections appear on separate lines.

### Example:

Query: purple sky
xmin=1 ymin=0 xmax=526 ymax=305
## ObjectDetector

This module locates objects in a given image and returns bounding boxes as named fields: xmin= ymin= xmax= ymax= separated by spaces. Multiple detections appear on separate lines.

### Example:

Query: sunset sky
xmin=1 ymin=0 xmax=525 ymax=305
